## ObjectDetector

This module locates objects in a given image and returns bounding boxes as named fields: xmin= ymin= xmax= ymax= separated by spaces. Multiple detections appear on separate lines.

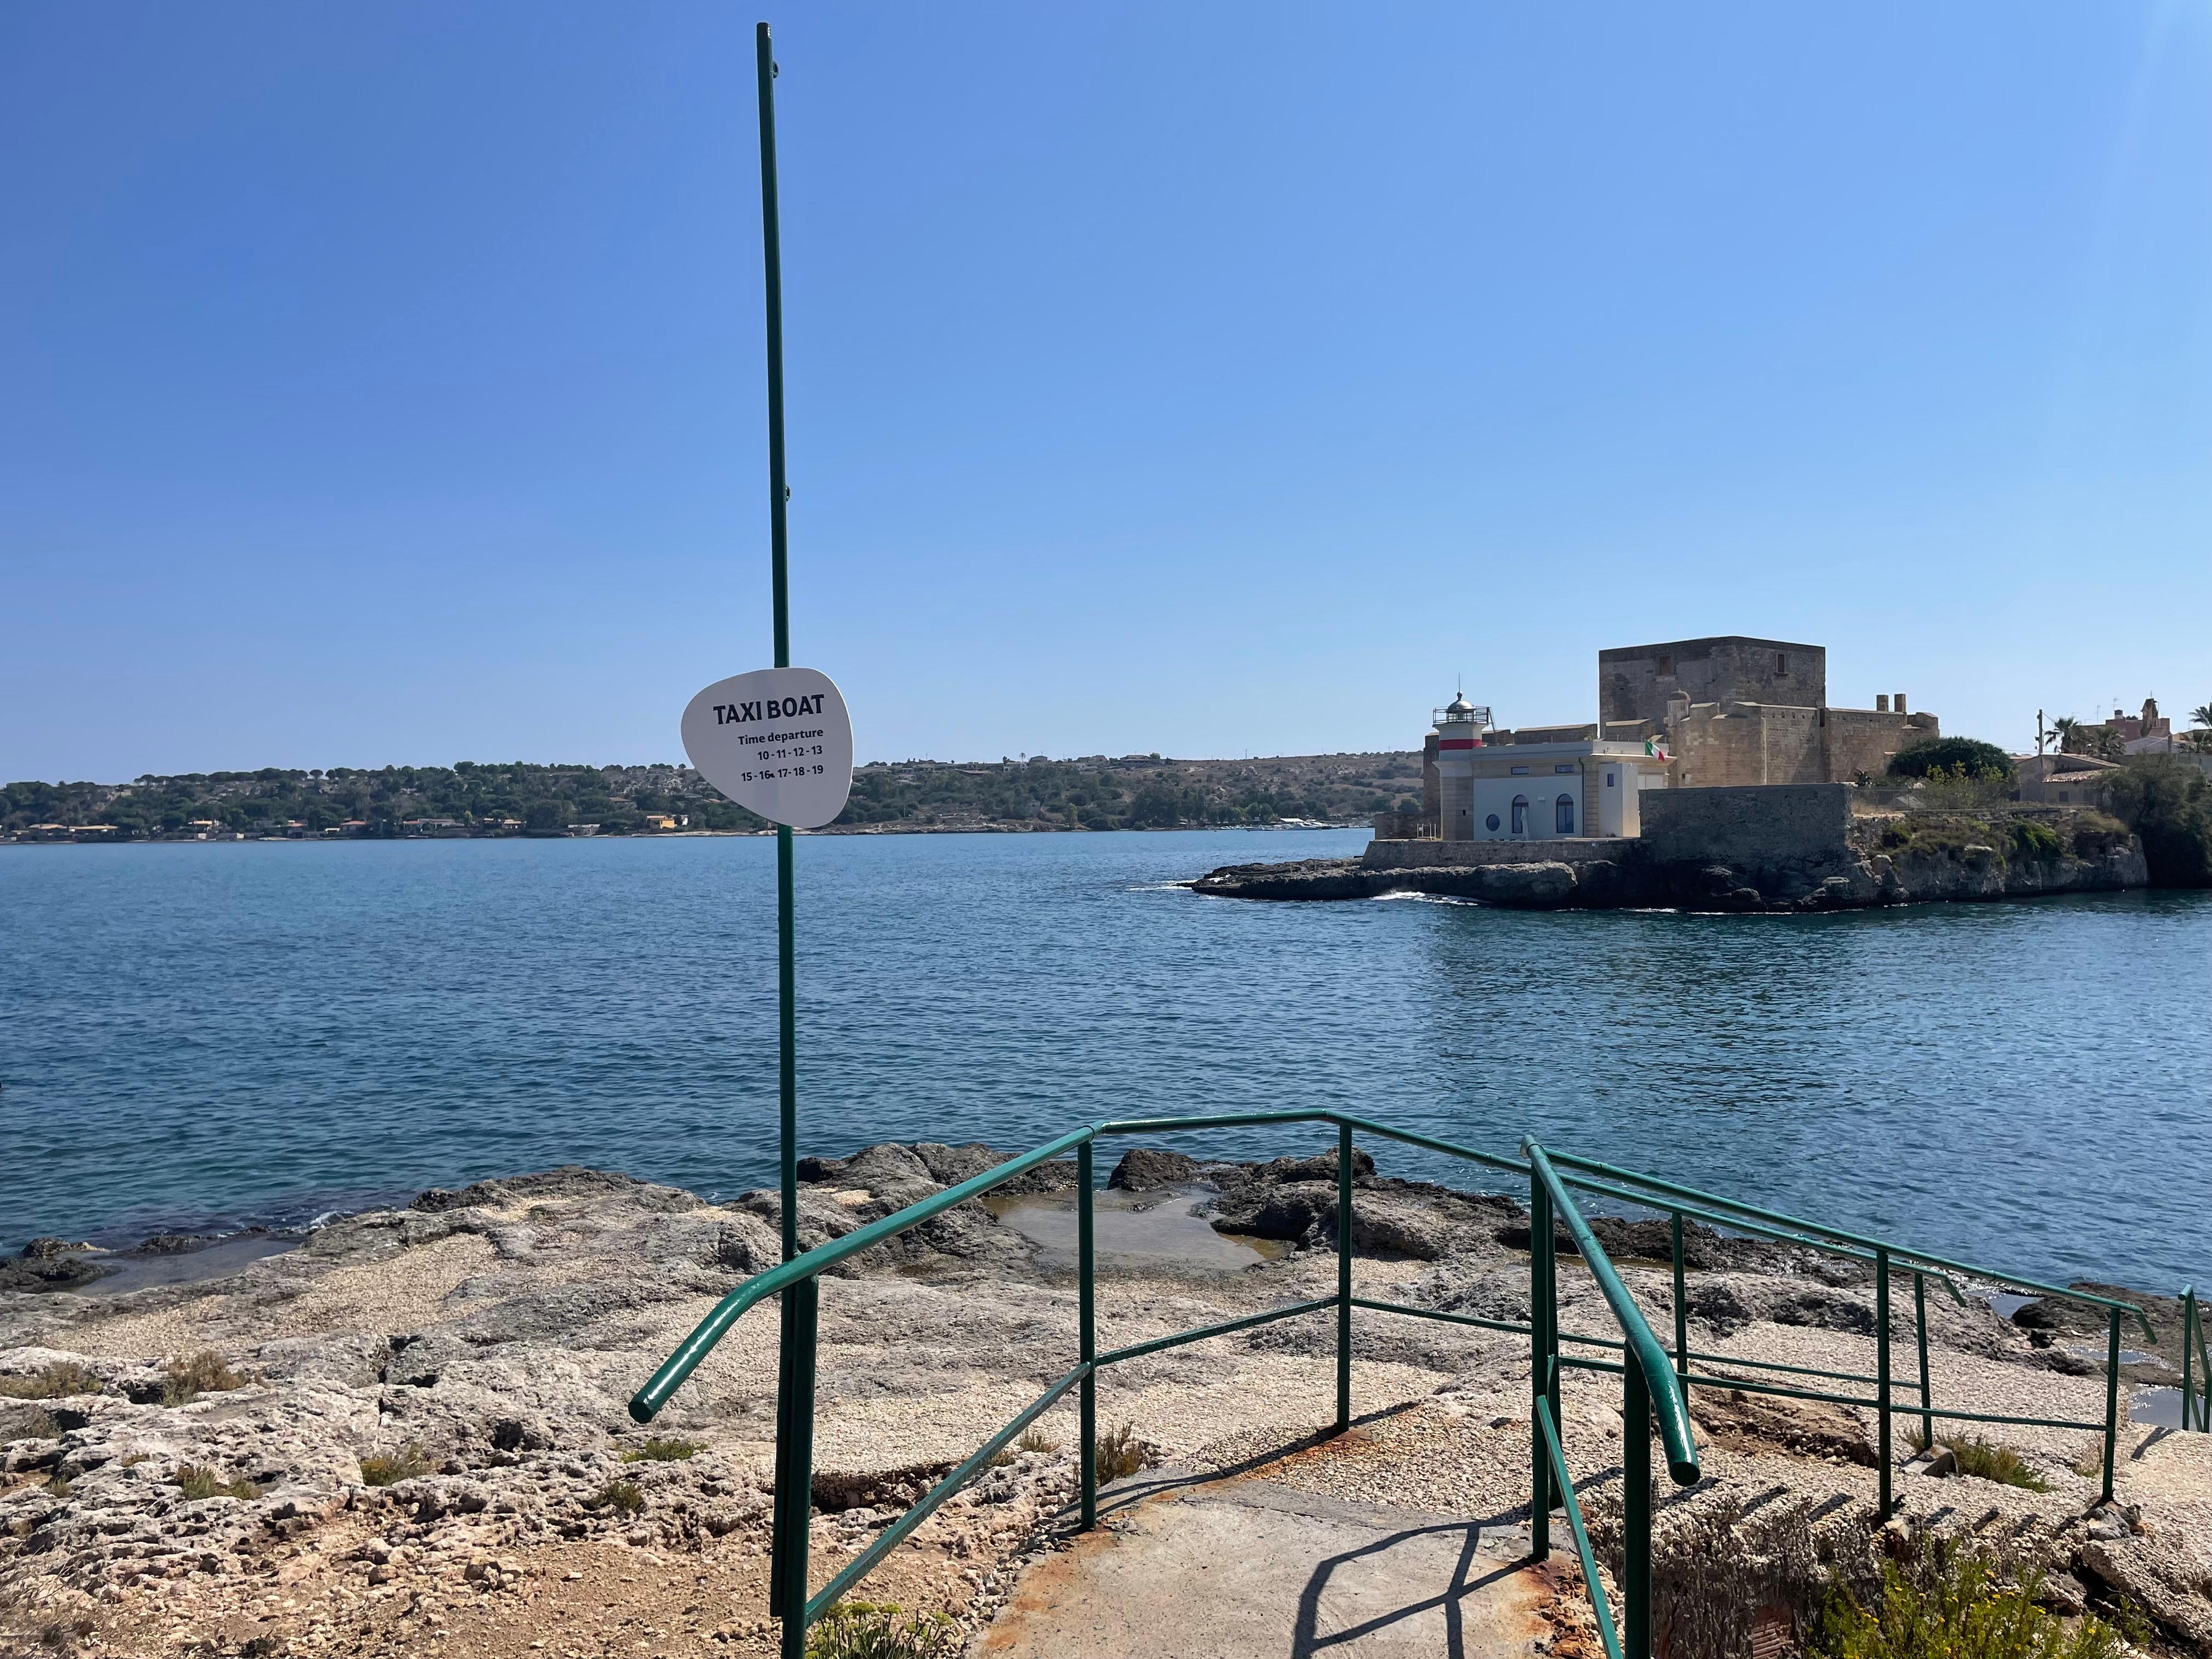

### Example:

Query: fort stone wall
xmin=1600 ymin=636 xmax=1826 ymax=726
xmin=1639 ymin=783 xmax=1855 ymax=871
xmin=1824 ymin=708 xmax=1939 ymax=781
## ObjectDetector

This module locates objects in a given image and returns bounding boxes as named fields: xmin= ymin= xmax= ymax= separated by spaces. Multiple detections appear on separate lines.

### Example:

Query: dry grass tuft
xmin=1940 ymin=1435 xmax=2051 ymax=1492
xmin=588 ymin=1478 xmax=644 ymax=1515
xmin=174 ymin=1464 xmax=258 ymax=1501
xmin=0 ymin=1362 xmax=100 ymax=1400
xmin=359 ymin=1443 xmax=433 ymax=1487
xmin=619 ymin=1436 xmax=702 ymax=1463
xmin=1094 ymin=1422 xmax=1155 ymax=1483
xmin=161 ymin=1351 xmax=249 ymax=1407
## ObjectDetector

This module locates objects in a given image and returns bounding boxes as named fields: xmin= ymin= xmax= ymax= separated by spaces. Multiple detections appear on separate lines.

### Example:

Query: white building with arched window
xmin=1431 ymin=695 xmax=1671 ymax=843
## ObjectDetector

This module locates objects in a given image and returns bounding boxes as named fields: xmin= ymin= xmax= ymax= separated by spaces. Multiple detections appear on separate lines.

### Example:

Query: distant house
xmin=2016 ymin=754 xmax=2120 ymax=808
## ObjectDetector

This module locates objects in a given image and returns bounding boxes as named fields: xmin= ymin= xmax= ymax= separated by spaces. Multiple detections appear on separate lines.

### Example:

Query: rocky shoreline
xmin=1192 ymin=813 xmax=2149 ymax=911
xmin=3 ymin=1150 xmax=2207 ymax=1658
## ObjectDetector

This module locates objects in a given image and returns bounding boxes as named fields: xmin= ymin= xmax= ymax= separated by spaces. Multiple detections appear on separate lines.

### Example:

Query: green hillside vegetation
xmin=3 ymin=753 xmax=1424 ymax=840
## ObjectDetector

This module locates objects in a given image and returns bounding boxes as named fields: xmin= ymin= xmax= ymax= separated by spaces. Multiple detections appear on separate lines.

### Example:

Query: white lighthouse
xmin=1432 ymin=693 xmax=1492 ymax=842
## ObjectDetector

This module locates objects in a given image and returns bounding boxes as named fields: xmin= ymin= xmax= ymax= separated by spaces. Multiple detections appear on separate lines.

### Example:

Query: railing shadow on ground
xmin=1290 ymin=1521 xmax=1503 ymax=1659
xmin=628 ymin=1108 xmax=2178 ymax=1659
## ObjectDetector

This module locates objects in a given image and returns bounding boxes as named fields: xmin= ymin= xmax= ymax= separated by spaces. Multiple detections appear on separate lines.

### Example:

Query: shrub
xmin=1907 ymin=1430 xmax=2050 ymax=1492
xmin=174 ymin=1464 xmax=259 ymax=1501
xmin=0 ymin=1362 xmax=100 ymax=1400
xmin=1900 ymin=767 xmax=2014 ymax=814
xmin=2108 ymin=758 xmax=2212 ymax=887
xmin=806 ymin=1602 xmax=964 ymax=1659
xmin=1883 ymin=818 xmax=2001 ymax=862
xmin=1094 ymin=1422 xmax=1155 ymax=1483
xmin=359 ymin=1444 xmax=432 ymax=1487
xmin=18 ymin=1408 xmax=61 ymax=1440
xmin=620 ymin=1437 xmax=702 ymax=1464
xmin=1812 ymin=1545 xmax=2119 ymax=1659
xmin=161 ymin=1351 xmax=248 ymax=1407
xmin=2005 ymin=820 xmax=2065 ymax=862
xmin=2069 ymin=812 xmax=2130 ymax=859
xmin=588 ymin=1479 xmax=644 ymax=1516
xmin=1887 ymin=740 xmax=2015 ymax=783
xmin=1015 ymin=1427 xmax=1060 ymax=1454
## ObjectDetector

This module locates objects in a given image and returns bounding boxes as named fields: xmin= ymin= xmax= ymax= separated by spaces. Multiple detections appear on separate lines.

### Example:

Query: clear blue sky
xmin=5 ymin=2 xmax=2209 ymax=780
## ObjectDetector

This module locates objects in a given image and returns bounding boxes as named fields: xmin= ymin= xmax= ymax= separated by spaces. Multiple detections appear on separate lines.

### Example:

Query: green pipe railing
xmin=631 ymin=1114 xmax=2162 ymax=1658
xmin=1541 ymin=1151 xmax=2158 ymax=1507
xmin=2182 ymin=1288 xmax=2209 ymax=1433
xmin=634 ymin=1111 xmax=1689 ymax=1659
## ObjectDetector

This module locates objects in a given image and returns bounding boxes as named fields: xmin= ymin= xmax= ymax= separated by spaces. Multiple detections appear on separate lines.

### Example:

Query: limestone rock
xmin=2081 ymin=1537 xmax=2212 ymax=1654
xmin=1108 ymin=1149 xmax=1204 ymax=1192
xmin=1690 ymin=1387 xmax=1878 ymax=1465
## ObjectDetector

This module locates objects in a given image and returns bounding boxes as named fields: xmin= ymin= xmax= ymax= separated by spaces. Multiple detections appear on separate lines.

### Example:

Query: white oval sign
xmin=681 ymin=667 xmax=854 ymax=830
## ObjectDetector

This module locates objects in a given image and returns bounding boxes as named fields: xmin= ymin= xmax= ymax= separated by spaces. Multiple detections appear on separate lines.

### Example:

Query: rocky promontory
xmin=3 ymin=1148 xmax=2207 ymax=1658
xmin=1193 ymin=805 xmax=2149 ymax=911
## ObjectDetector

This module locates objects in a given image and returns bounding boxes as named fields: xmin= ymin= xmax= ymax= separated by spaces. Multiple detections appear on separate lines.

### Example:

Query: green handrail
xmin=630 ymin=1110 xmax=2156 ymax=1659
xmin=2182 ymin=1287 xmax=2208 ymax=1433
xmin=1536 ymin=1393 xmax=1623 ymax=1659
xmin=1551 ymin=1170 xmax=1970 ymax=1308
xmin=630 ymin=1122 xmax=1094 ymax=1423
xmin=1544 ymin=1149 xmax=2158 ymax=1343
xmin=1525 ymin=1141 xmax=1701 ymax=1486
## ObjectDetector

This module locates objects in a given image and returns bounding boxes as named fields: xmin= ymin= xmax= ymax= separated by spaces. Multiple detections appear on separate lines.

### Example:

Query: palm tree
xmin=2050 ymin=715 xmax=2081 ymax=754
xmin=2190 ymin=701 xmax=2212 ymax=731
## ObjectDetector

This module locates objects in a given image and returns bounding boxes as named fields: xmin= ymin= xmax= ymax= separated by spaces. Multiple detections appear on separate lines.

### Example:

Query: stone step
xmin=979 ymin=1466 xmax=1573 ymax=1658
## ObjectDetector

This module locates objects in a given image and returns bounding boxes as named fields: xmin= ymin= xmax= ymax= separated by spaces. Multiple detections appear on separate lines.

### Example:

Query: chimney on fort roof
xmin=1876 ymin=695 xmax=1889 ymax=713
xmin=1895 ymin=693 xmax=1908 ymax=714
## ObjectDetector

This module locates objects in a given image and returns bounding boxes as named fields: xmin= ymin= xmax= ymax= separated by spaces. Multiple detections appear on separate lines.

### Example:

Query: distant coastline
xmin=2 ymin=819 xmax=1369 ymax=847
xmin=2 ymin=753 xmax=1414 ymax=844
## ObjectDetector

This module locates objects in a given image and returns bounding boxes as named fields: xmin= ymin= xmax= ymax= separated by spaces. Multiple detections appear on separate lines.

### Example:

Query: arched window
xmin=1510 ymin=795 xmax=1528 ymax=835
xmin=1555 ymin=793 xmax=1575 ymax=834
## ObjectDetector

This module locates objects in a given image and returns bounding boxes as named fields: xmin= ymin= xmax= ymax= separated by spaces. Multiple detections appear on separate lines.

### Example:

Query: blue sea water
xmin=2 ymin=830 xmax=2208 ymax=1291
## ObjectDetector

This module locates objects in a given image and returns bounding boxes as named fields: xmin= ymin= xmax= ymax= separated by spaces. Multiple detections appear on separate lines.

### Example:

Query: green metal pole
xmin=1623 ymin=1344 xmax=1652 ymax=1659
xmin=1529 ymin=1178 xmax=1553 ymax=1560
xmin=768 ymin=1296 xmax=796 ymax=1618
xmin=1914 ymin=1272 xmax=1932 ymax=1452
xmin=757 ymin=28 xmax=807 ymax=1652
xmin=1670 ymin=1210 xmax=1688 ymax=1391
xmin=2182 ymin=1291 xmax=2196 ymax=1432
xmin=1544 ymin=1199 xmax=1561 ymax=1498
xmin=1876 ymin=1248 xmax=1892 ymax=1516
xmin=1079 ymin=1139 xmax=1097 ymax=1530
xmin=780 ymin=1278 xmax=818 ymax=1659
xmin=2185 ymin=1290 xmax=2202 ymax=1432
xmin=1336 ymin=1123 xmax=1353 ymax=1434
xmin=2100 ymin=1306 xmax=2121 ymax=1504
xmin=755 ymin=19 xmax=797 ymax=1260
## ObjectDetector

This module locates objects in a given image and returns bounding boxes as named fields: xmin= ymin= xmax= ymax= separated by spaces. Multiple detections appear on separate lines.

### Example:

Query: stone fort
xmin=1600 ymin=635 xmax=1937 ymax=788
xmin=1393 ymin=635 xmax=1939 ymax=839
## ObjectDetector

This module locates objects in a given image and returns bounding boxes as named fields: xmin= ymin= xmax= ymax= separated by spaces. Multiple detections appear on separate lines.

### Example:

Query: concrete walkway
xmin=978 ymin=1465 xmax=1567 ymax=1659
